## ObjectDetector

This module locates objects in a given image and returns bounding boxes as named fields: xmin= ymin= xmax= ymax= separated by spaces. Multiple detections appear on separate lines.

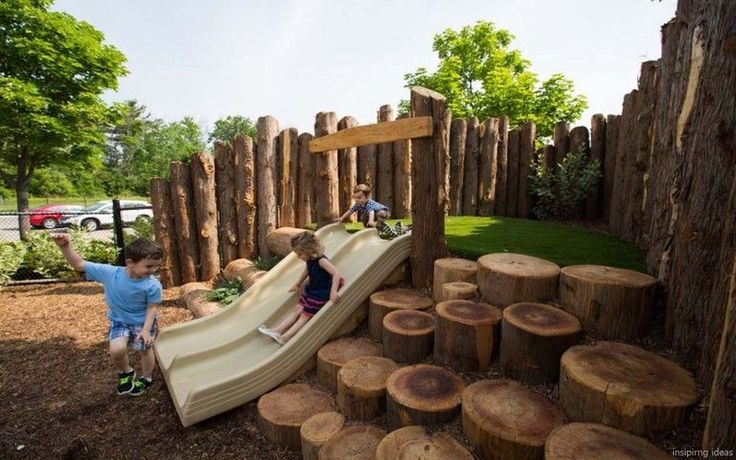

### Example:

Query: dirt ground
xmin=0 ymin=282 xmax=705 ymax=459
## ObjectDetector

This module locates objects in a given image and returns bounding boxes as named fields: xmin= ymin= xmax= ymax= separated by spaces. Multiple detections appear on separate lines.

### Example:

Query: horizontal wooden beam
xmin=309 ymin=116 xmax=433 ymax=153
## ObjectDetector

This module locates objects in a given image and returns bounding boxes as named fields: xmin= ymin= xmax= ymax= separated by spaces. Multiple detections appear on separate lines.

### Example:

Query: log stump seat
xmin=440 ymin=281 xmax=478 ymax=302
xmin=369 ymin=288 xmax=433 ymax=340
xmin=477 ymin=253 xmax=560 ymax=307
xmin=337 ymin=356 xmax=399 ymax=421
xmin=433 ymin=257 xmax=478 ymax=302
xmin=375 ymin=426 xmax=473 ymax=460
xmin=545 ymin=423 xmax=672 ymax=460
xmin=317 ymin=337 xmax=382 ymax=392
xmin=318 ymin=425 xmax=387 ymax=460
xmin=434 ymin=300 xmax=502 ymax=371
xmin=382 ymin=309 xmax=436 ymax=364
xmin=300 ymin=411 xmax=345 ymax=460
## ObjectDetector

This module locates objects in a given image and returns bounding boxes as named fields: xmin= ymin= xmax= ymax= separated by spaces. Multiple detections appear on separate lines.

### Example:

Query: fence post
xmin=113 ymin=199 xmax=125 ymax=266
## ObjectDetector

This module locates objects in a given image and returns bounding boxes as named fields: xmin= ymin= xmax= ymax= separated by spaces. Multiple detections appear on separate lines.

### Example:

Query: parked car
xmin=60 ymin=200 xmax=152 ymax=232
xmin=29 ymin=204 xmax=84 ymax=229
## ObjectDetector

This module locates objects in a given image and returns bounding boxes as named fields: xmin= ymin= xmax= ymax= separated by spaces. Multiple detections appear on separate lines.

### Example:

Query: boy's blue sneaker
xmin=128 ymin=377 xmax=152 ymax=396
xmin=117 ymin=370 xmax=136 ymax=395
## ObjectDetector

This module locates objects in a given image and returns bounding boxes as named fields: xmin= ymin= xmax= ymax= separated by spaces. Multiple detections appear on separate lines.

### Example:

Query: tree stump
xmin=440 ymin=281 xmax=478 ymax=302
xmin=382 ymin=310 xmax=436 ymax=364
xmin=300 ymin=411 xmax=345 ymax=460
xmin=375 ymin=426 xmax=473 ymax=460
xmin=318 ymin=426 xmax=387 ymax=460
xmin=180 ymin=282 xmax=219 ymax=318
xmin=223 ymin=258 xmax=259 ymax=283
xmin=545 ymin=423 xmax=671 ymax=460
xmin=432 ymin=258 xmax=478 ymax=302
xmin=477 ymin=253 xmax=560 ymax=306
xmin=462 ymin=379 xmax=563 ymax=460
xmin=267 ymin=227 xmax=310 ymax=256
xmin=337 ymin=356 xmax=399 ymax=421
xmin=499 ymin=302 xmax=581 ymax=384
xmin=369 ymin=289 xmax=433 ymax=340
xmin=257 ymin=383 xmax=336 ymax=451
xmin=385 ymin=364 xmax=464 ymax=430
xmin=559 ymin=341 xmax=698 ymax=434
xmin=434 ymin=300 xmax=502 ymax=372
xmin=317 ymin=337 xmax=382 ymax=392
xmin=559 ymin=265 xmax=656 ymax=339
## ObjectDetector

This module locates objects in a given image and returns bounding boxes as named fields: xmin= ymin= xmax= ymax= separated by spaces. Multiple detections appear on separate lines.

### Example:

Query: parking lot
xmin=0 ymin=215 xmax=115 ymax=242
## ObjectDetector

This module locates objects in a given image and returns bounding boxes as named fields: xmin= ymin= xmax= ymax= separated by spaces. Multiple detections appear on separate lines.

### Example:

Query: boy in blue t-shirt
xmin=52 ymin=234 xmax=163 ymax=396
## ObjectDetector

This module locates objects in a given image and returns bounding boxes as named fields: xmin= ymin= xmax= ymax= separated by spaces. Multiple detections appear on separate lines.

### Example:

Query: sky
xmin=54 ymin=0 xmax=678 ymax=134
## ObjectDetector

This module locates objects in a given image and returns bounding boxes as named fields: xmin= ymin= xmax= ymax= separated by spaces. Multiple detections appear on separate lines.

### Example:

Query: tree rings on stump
xmin=375 ymin=426 xmax=473 ymax=460
xmin=545 ymin=423 xmax=671 ymax=460
xmin=434 ymin=300 xmax=501 ymax=371
xmin=477 ymin=253 xmax=560 ymax=306
xmin=440 ymin=281 xmax=478 ymax=302
xmin=337 ymin=356 xmax=399 ymax=421
xmin=300 ymin=411 xmax=345 ymax=460
xmin=382 ymin=310 xmax=436 ymax=364
xmin=559 ymin=341 xmax=698 ymax=434
xmin=385 ymin=364 xmax=464 ymax=430
xmin=559 ymin=265 xmax=656 ymax=339
xmin=317 ymin=337 xmax=382 ymax=392
xmin=369 ymin=288 xmax=433 ymax=340
xmin=500 ymin=302 xmax=581 ymax=384
xmin=462 ymin=379 xmax=563 ymax=460
xmin=257 ymin=383 xmax=336 ymax=451
xmin=318 ymin=425 xmax=387 ymax=460
xmin=433 ymin=258 xmax=478 ymax=302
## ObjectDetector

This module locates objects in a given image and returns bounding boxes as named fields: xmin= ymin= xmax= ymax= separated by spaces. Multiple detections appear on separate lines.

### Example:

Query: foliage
xmin=205 ymin=277 xmax=245 ymax=306
xmin=208 ymin=115 xmax=257 ymax=145
xmin=29 ymin=168 xmax=75 ymax=197
xmin=0 ymin=241 xmax=26 ymax=286
xmin=254 ymin=255 xmax=284 ymax=271
xmin=23 ymin=228 xmax=117 ymax=279
xmin=529 ymin=150 xmax=601 ymax=220
xmin=401 ymin=21 xmax=587 ymax=137
xmin=123 ymin=216 xmax=155 ymax=246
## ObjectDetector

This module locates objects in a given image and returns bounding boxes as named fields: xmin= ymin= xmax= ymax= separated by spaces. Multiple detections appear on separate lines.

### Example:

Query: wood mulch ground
xmin=1 ymin=282 xmax=705 ymax=459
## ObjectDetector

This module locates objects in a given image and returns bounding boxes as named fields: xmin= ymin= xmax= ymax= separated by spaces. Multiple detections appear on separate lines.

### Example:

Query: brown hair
xmin=290 ymin=231 xmax=323 ymax=259
xmin=125 ymin=238 xmax=163 ymax=262
xmin=353 ymin=184 xmax=371 ymax=197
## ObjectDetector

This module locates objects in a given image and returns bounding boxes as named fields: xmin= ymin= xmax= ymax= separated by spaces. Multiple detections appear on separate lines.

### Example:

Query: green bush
xmin=0 ymin=241 xmax=27 ymax=286
xmin=23 ymin=229 xmax=118 ymax=279
xmin=254 ymin=255 xmax=284 ymax=271
xmin=205 ymin=277 xmax=245 ymax=306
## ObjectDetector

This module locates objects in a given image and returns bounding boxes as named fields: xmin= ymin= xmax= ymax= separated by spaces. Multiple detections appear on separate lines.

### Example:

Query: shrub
xmin=23 ymin=229 xmax=118 ymax=279
xmin=0 ymin=241 xmax=27 ymax=286
xmin=205 ymin=276 xmax=245 ymax=306
xmin=254 ymin=255 xmax=284 ymax=271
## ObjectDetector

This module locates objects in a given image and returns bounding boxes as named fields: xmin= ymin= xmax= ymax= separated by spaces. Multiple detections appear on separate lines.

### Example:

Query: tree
xmin=402 ymin=21 xmax=587 ymax=137
xmin=208 ymin=115 xmax=257 ymax=145
xmin=0 ymin=0 xmax=127 ymax=238
xmin=102 ymin=100 xmax=149 ymax=196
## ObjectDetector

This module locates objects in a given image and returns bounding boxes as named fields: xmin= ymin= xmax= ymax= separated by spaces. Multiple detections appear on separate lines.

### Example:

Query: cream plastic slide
xmin=155 ymin=223 xmax=412 ymax=427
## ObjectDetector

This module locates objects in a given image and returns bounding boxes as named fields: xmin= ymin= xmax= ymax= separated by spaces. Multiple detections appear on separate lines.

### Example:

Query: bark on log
xmin=494 ymin=116 xmax=509 ymax=217
xmin=375 ymin=426 xmax=473 ymax=460
xmin=233 ymin=134 xmax=257 ymax=259
xmin=517 ymin=121 xmax=536 ymax=219
xmin=385 ymin=364 xmax=464 ymax=430
xmin=440 ymin=281 xmax=478 ymax=302
xmin=462 ymin=379 xmax=563 ymax=460
xmin=337 ymin=117 xmax=358 ymax=222
xmin=499 ymin=302 xmax=581 ymax=384
xmin=257 ymin=383 xmax=336 ymax=451
xmin=266 ymin=227 xmax=310 ymax=256
xmin=382 ymin=309 xmax=436 ymax=364
xmin=317 ymin=337 xmax=382 ymax=392
xmin=380 ymin=259 xmax=410 ymax=288
xmin=337 ymin=356 xmax=399 ymax=420
xmin=377 ymin=105 xmax=395 ymax=211
xmin=449 ymin=118 xmax=467 ymax=215
xmin=609 ymin=91 xmax=636 ymax=236
xmin=300 ymin=411 xmax=345 ymax=460
xmin=553 ymin=121 xmax=570 ymax=165
xmin=505 ymin=128 xmax=520 ymax=218
xmin=569 ymin=126 xmax=590 ymax=156
xmin=542 ymin=144 xmax=556 ymax=171
xmin=169 ymin=161 xmax=199 ymax=283
xmin=214 ymin=141 xmax=238 ymax=266
xmin=432 ymin=257 xmax=478 ymax=302
xmin=478 ymin=118 xmax=499 ymax=216
xmin=150 ymin=178 xmax=181 ymax=287
xmin=330 ymin=299 xmax=369 ymax=340
xmin=559 ymin=341 xmax=698 ymax=434
xmin=602 ymin=115 xmax=620 ymax=222
xmin=357 ymin=143 xmax=377 ymax=190
xmin=392 ymin=113 xmax=412 ymax=218
xmin=318 ymin=426 xmax=386 ymax=460
xmin=586 ymin=114 xmax=606 ymax=219
xmin=181 ymin=282 xmax=219 ymax=318
xmin=462 ymin=117 xmax=480 ymax=216
xmin=434 ymin=300 xmax=502 ymax=372
xmin=191 ymin=152 xmax=220 ymax=281
xmin=369 ymin=288 xmax=433 ymax=340
xmin=559 ymin=265 xmax=656 ymax=339
xmin=297 ymin=133 xmax=315 ymax=227
xmin=545 ymin=423 xmax=671 ymax=460
xmin=314 ymin=112 xmax=340 ymax=228
xmin=278 ymin=128 xmax=299 ymax=228
xmin=256 ymin=116 xmax=279 ymax=257
xmin=222 ymin=258 xmax=258 ymax=283
xmin=477 ymin=253 xmax=560 ymax=307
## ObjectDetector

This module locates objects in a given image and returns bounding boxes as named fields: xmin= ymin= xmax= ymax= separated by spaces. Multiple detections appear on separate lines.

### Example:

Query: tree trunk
xmin=300 ymin=411 xmax=345 ymax=460
xmin=569 ymin=126 xmax=589 ymax=155
xmin=448 ymin=118 xmax=467 ymax=215
xmin=337 ymin=117 xmax=358 ymax=222
xmin=462 ymin=379 xmax=563 ymax=460
xmin=256 ymin=116 xmax=279 ymax=257
xmin=266 ymin=227 xmax=309 ymax=256
xmin=314 ymin=112 xmax=340 ymax=228
xmin=542 ymin=144 xmax=556 ymax=171
xmin=233 ymin=135 xmax=257 ymax=259
xmin=505 ymin=128 xmax=520 ymax=218
xmin=385 ymin=364 xmax=464 ymax=431
xmin=586 ymin=114 xmax=606 ymax=219
xmin=191 ymin=152 xmax=220 ymax=281
xmin=337 ymin=356 xmax=398 ymax=421
xmin=150 ymin=178 xmax=181 ymax=287
xmin=517 ymin=121 xmax=536 ymax=219
xmin=545 ymin=423 xmax=671 ymax=460
xmin=432 ymin=257 xmax=478 ymax=302
xmin=318 ymin=426 xmax=386 ymax=460
xmin=382 ymin=309 xmax=436 ymax=364
xmin=434 ymin=300 xmax=502 ymax=371
xmin=499 ymin=302 xmax=581 ymax=384
xmin=169 ymin=162 xmax=200 ymax=283
xmin=494 ymin=116 xmax=509 ymax=217
xmin=602 ymin=115 xmax=620 ymax=221
xmin=369 ymin=288 xmax=433 ymax=340
xmin=440 ymin=281 xmax=478 ymax=302
xmin=223 ymin=258 xmax=258 ymax=283
xmin=296 ymin=133 xmax=315 ymax=228
xmin=15 ymin=172 xmax=31 ymax=241
xmin=462 ymin=117 xmax=480 ymax=216
xmin=553 ymin=121 xmax=570 ymax=165
xmin=392 ymin=113 xmax=412 ymax=218
xmin=559 ymin=341 xmax=697 ymax=434
xmin=317 ymin=337 xmax=382 ymax=392
xmin=609 ymin=90 xmax=637 ymax=236
xmin=214 ymin=141 xmax=238 ymax=266
xmin=477 ymin=253 xmax=560 ymax=307
xmin=478 ymin=118 xmax=499 ymax=216
xmin=376 ymin=426 xmax=473 ymax=460
xmin=278 ymin=127 xmax=299 ymax=228
xmin=357 ymin=143 xmax=377 ymax=190
xmin=376 ymin=105 xmax=394 ymax=210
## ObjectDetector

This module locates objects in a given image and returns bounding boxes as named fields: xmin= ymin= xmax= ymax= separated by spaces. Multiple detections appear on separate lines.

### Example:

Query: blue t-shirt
xmin=85 ymin=262 xmax=162 ymax=325
xmin=351 ymin=199 xmax=389 ymax=214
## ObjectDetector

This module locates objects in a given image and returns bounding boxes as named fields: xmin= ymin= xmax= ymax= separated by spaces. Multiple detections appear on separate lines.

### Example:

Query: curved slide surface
xmin=155 ymin=224 xmax=412 ymax=426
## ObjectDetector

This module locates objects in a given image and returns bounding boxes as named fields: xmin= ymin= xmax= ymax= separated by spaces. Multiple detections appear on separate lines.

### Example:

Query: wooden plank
xmin=309 ymin=116 xmax=433 ymax=153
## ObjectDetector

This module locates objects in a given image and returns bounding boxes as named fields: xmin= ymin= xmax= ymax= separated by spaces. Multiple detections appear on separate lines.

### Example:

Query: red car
xmin=29 ymin=204 xmax=84 ymax=229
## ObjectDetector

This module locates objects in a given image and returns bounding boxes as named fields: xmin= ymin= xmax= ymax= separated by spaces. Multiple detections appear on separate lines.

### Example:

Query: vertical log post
xmin=494 ymin=116 xmax=509 ymax=217
xmin=314 ymin=112 xmax=340 ymax=228
xmin=602 ymin=115 xmax=620 ymax=221
xmin=233 ymin=134 xmax=257 ymax=259
xmin=214 ymin=141 xmax=238 ymax=266
xmin=553 ymin=121 xmax=570 ymax=165
xmin=377 ymin=105 xmax=395 ymax=209
xmin=337 ymin=117 xmax=358 ymax=222
xmin=505 ymin=128 xmax=520 ymax=218
xmin=478 ymin=118 xmax=499 ymax=216
xmin=257 ymin=116 xmax=279 ymax=257
xmin=518 ymin=121 xmax=536 ymax=219
xmin=150 ymin=178 xmax=181 ymax=287
xmin=279 ymin=128 xmax=299 ymax=228
xmin=449 ymin=118 xmax=467 ymax=216
xmin=169 ymin=161 xmax=199 ymax=283
xmin=296 ymin=133 xmax=314 ymax=228
xmin=586 ymin=114 xmax=606 ymax=219
xmin=393 ymin=113 xmax=412 ymax=218
xmin=462 ymin=117 xmax=480 ymax=216
xmin=191 ymin=152 xmax=220 ymax=281
xmin=543 ymin=145 xmax=556 ymax=170
xmin=357 ymin=143 xmax=377 ymax=190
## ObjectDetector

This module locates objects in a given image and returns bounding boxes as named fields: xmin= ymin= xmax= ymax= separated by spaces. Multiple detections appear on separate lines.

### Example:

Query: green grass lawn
xmin=0 ymin=196 xmax=149 ymax=211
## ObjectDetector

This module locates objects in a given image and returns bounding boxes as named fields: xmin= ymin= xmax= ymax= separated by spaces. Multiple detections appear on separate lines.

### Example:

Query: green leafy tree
xmin=102 ymin=100 xmax=149 ymax=195
xmin=29 ymin=168 xmax=75 ymax=197
xmin=208 ymin=115 xmax=257 ymax=145
xmin=402 ymin=21 xmax=587 ymax=137
xmin=0 ymin=0 xmax=127 ymax=237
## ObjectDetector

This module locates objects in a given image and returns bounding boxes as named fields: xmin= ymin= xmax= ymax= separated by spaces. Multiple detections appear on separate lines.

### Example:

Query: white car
xmin=61 ymin=200 xmax=152 ymax=232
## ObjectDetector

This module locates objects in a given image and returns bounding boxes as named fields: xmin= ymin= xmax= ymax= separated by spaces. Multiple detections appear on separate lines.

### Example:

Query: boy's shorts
xmin=108 ymin=319 xmax=158 ymax=352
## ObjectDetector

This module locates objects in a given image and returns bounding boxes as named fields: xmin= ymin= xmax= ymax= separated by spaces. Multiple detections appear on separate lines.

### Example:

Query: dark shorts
xmin=108 ymin=319 xmax=158 ymax=352
xmin=357 ymin=209 xmax=390 ymax=227
xmin=299 ymin=278 xmax=345 ymax=318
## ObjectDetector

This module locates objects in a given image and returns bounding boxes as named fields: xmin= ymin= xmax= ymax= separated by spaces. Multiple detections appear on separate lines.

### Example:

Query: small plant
xmin=205 ymin=276 xmax=245 ymax=306
xmin=254 ymin=255 xmax=284 ymax=271
xmin=0 ymin=241 xmax=27 ymax=286
xmin=23 ymin=228 xmax=117 ymax=279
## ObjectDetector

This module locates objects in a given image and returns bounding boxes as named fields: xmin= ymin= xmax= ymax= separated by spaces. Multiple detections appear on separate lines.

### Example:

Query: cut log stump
xmin=317 ymin=337 xmax=382 ymax=392
xmin=337 ymin=356 xmax=399 ymax=421
xmin=545 ymin=423 xmax=671 ymax=460
xmin=433 ymin=258 xmax=478 ymax=302
xmin=375 ymin=425 xmax=473 ymax=460
xmin=559 ymin=265 xmax=656 ymax=339
xmin=330 ymin=299 xmax=369 ymax=340
xmin=257 ymin=383 xmax=336 ymax=451
xmin=267 ymin=227 xmax=310 ymax=256
xmin=462 ymin=379 xmax=563 ymax=460
xmin=434 ymin=300 xmax=502 ymax=371
xmin=382 ymin=310 xmax=436 ymax=364
xmin=223 ymin=258 xmax=257 ymax=282
xmin=440 ymin=281 xmax=478 ymax=302
xmin=499 ymin=302 xmax=581 ymax=384
xmin=477 ymin=253 xmax=560 ymax=306
xmin=386 ymin=364 xmax=464 ymax=430
xmin=300 ymin=411 xmax=345 ymax=460
xmin=180 ymin=282 xmax=219 ymax=318
xmin=318 ymin=425 xmax=387 ymax=460
xmin=369 ymin=288 xmax=433 ymax=340
xmin=559 ymin=341 xmax=698 ymax=434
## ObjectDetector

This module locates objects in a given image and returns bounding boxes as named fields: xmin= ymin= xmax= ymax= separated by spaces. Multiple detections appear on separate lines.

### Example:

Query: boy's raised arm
xmin=51 ymin=234 xmax=86 ymax=272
